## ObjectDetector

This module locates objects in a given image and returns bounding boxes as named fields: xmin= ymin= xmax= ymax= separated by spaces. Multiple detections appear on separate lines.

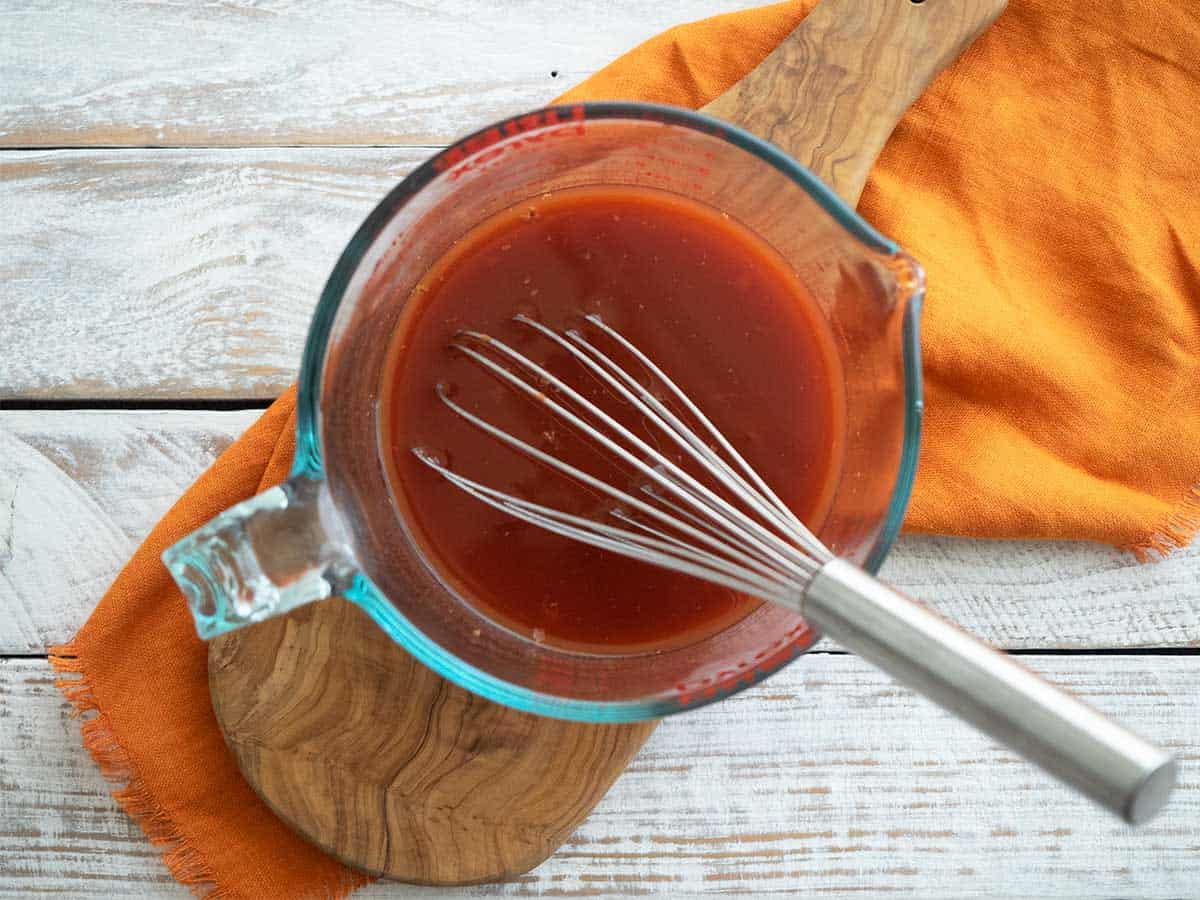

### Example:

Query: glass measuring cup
xmin=163 ymin=102 xmax=923 ymax=722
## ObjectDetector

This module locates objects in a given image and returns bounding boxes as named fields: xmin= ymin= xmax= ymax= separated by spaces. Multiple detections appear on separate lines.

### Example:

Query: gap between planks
xmin=0 ymin=0 xmax=766 ymax=149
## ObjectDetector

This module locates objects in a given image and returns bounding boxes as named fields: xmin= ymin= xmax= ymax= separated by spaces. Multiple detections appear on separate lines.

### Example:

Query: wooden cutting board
xmin=209 ymin=0 xmax=1007 ymax=885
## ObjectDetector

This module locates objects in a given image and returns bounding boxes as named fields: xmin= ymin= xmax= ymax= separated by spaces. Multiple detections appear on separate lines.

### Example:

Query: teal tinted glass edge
xmin=865 ymin=286 xmax=924 ymax=575
xmin=289 ymin=101 xmax=922 ymax=722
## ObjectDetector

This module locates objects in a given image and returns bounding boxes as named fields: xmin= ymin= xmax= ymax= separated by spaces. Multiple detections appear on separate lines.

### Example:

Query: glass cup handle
xmin=162 ymin=476 xmax=354 ymax=639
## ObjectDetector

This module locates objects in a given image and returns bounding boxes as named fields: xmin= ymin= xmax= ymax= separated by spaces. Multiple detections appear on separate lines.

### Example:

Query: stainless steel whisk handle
xmin=803 ymin=559 xmax=1176 ymax=825
xmin=429 ymin=317 xmax=1177 ymax=823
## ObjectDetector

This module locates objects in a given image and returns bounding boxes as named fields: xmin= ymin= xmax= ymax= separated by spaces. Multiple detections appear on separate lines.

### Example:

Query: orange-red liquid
xmin=380 ymin=186 xmax=843 ymax=654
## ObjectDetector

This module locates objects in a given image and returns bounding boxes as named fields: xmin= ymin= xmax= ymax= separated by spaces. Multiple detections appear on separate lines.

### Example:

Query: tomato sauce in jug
xmin=380 ymin=185 xmax=844 ymax=654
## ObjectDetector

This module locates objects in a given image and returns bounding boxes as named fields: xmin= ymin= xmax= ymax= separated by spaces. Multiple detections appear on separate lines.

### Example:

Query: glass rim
xmin=291 ymin=101 xmax=924 ymax=722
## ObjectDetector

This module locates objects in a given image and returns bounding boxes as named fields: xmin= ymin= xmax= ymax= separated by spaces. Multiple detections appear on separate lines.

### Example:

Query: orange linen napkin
xmin=53 ymin=1 xmax=1199 ymax=897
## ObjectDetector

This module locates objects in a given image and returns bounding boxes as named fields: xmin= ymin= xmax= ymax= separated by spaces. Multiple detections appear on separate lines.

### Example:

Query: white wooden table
xmin=2 ymin=3 xmax=1198 ymax=897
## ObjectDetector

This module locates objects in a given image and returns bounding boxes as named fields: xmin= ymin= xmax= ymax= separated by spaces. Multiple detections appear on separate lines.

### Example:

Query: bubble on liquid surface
xmin=531 ymin=627 xmax=546 ymax=643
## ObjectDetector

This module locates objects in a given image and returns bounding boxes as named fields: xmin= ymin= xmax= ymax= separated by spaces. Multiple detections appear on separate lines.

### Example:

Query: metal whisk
xmin=417 ymin=313 xmax=1175 ymax=824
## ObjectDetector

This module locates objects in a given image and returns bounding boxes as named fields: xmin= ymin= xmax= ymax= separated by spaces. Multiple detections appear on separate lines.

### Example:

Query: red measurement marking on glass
xmin=435 ymin=106 xmax=586 ymax=181
xmin=674 ymin=622 xmax=816 ymax=706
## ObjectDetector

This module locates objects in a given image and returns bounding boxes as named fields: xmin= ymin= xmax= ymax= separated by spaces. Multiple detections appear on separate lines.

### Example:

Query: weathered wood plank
xmin=2 ymin=411 xmax=1198 ymax=655
xmin=0 ymin=0 xmax=760 ymax=148
xmin=1 ymin=148 xmax=424 ymax=400
xmin=0 ymin=410 xmax=256 ymax=653
xmin=3 ymin=655 xmax=1196 ymax=898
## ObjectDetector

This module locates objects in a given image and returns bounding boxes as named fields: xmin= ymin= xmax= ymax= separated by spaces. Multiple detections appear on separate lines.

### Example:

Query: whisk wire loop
xmin=445 ymin=323 xmax=821 ymax=581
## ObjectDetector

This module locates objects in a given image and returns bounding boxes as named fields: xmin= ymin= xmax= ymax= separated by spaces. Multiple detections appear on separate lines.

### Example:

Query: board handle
xmin=703 ymin=0 xmax=1007 ymax=206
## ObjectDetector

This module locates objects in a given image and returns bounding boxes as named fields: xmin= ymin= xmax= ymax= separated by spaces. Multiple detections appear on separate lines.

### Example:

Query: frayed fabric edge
xmin=49 ymin=644 xmax=236 ymax=898
xmin=1126 ymin=481 xmax=1200 ymax=562
xmin=48 ymin=644 xmax=369 ymax=900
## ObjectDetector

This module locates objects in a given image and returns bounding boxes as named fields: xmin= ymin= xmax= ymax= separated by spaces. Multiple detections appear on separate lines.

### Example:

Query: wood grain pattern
xmin=0 ymin=0 xmax=761 ymax=149
xmin=703 ymin=0 xmax=1007 ymax=205
xmin=8 ymin=655 xmax=1198 ymax=897
xmin=1 ymin=149 xmax=425 ymax=400
xmin=3 ymin=410 xmax=1198 ymax=656
xmin=0 ymin=410 xmax=257 ymax=653
xmin=209 ymin=600 xmax=654 ymax=884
